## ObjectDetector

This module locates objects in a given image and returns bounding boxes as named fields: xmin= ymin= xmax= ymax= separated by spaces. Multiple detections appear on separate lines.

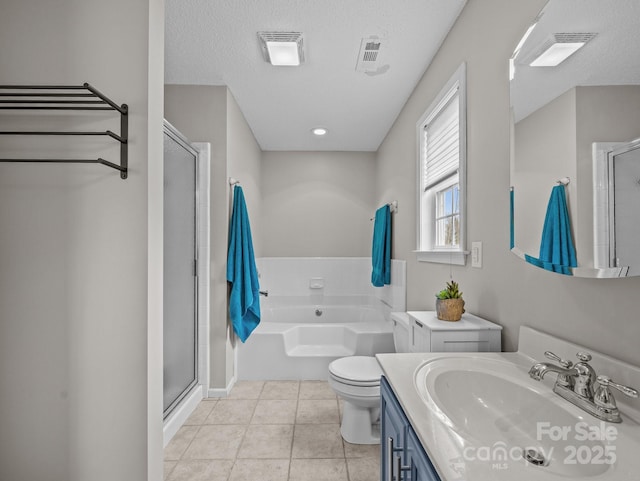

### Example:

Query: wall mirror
xmin=510 ymin=0 xmax=640 ymax=278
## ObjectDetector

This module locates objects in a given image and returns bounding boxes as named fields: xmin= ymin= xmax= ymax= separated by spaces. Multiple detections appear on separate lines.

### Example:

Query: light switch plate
xmin=472 ymin=241 xmax=482 ymax=268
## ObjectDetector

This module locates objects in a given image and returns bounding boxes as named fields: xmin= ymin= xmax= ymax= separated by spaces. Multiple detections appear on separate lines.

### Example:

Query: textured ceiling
xmin=165 ymin=0 xmax=467 ymax=151
xmin=511 ymin=0 xmax=640 ymax=122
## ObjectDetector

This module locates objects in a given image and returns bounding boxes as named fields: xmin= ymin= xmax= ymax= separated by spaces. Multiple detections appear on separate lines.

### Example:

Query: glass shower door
xmin=611 ymin=142 xmax=640 ymax=276
xmin=163 ymin=123 xmax=198 ymax=418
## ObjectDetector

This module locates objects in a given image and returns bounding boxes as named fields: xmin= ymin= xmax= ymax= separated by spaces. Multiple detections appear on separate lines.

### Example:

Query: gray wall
xmin=164 ymin=85 xmax=262 ymax=389
xmin=261 ymin=151 xmax=376 ymax=257
xmin=376 ymin=0 xmax=640 ymax=366
xmin=225 ymin=90 xmax=262 ymax=382
xmin=513 ymin=88 xmax=578 ymax=259
xmin=0 ymin=1 xmax=164 ymax=480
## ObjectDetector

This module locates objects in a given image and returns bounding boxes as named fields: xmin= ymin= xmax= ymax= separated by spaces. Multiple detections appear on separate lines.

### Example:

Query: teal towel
xmin=371 ymin=205 xmax=391 ymax=287
xmin=227 ymin=186 xmax=260 ymax=342
xmin=525 ymin=185 xmax=577 ymax=275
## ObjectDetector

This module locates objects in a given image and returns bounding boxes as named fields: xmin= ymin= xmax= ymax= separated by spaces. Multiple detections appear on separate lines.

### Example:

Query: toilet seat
xmin=329 ymin=356 xmax=382 ymax=387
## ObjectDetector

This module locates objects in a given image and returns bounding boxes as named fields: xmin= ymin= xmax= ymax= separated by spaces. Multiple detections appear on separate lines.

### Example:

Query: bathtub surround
xmin=237 ymin=258 xmax=406 ymax=380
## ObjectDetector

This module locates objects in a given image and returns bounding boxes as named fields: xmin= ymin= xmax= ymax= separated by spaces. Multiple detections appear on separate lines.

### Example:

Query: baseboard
xmin=163 ymin=385 xmax=203 ymax=448
xmin=207 ymin=376 xmax=237 ymax=398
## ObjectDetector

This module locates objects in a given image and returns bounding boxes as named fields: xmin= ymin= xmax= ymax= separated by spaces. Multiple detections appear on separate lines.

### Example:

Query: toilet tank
xmin=390 ymin=312 xmax=411 ymax=353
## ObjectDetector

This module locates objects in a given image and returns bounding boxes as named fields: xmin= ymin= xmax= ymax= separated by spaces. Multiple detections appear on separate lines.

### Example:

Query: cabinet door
xmin=407 ymin=427 xmax=441 ymax=481
xmin=410 ymin=318 xmax=431 ymax=352
xmin=381 ymin=377 xmax=408 ymax=481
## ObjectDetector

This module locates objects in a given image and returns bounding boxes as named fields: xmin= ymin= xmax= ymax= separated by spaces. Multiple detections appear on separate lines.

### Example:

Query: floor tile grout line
xmin=232 ymin=396 xmax=261 ymax=466
xmin=286 ymin=382 xmax=301 ymax=480
xmin=338 ymin=396 xmax=351 ymax=481
xmin=178 ymin=423 xmax=204 ymax=462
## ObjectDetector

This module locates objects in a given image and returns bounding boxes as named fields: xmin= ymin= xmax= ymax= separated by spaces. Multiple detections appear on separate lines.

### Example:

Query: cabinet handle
xmin=387 ymin=437 xmax=394 ymax=481
xmin=387 ymin=437 xmax=410 ymax=481
xmin=396 ymin=454 xmax=411 ymax=481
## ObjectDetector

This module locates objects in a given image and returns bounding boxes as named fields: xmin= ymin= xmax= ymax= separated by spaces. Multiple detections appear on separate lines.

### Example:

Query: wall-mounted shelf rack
xmin=0 ymin=83 xmax=128 ymax=179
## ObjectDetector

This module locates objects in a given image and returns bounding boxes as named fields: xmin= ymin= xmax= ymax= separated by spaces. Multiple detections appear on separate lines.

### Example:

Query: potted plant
xmin=435 ymin=280 xmax=465 ymax=321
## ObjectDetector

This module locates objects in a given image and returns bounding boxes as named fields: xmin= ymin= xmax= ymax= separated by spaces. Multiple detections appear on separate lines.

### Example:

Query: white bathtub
xmin=237 ymin=297 xmax=395 ymax=380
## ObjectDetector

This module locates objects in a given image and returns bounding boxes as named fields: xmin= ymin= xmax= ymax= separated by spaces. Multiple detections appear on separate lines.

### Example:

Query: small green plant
xmin=436 ymin=280 xmax=463 ymax=300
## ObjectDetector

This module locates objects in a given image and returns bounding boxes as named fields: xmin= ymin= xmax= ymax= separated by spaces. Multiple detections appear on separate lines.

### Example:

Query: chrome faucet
xmin=529 ymin=351 xmax=638 ymax=423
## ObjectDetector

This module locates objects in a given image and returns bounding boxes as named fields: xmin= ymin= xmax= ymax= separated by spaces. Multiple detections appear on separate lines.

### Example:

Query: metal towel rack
xmin=0 ymin=83 xmax=128 ymax=179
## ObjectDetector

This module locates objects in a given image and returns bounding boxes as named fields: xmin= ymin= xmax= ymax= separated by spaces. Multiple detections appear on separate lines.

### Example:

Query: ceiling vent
xmin=525 ymin=32 xmax=597 ymax=66
xmin=552 ymin=32 xmax=597 ymax=44
xmin=356 ymin=36 xmax=383 ymax=73
xmin=258 ymin=31 xmax=304 ymax=66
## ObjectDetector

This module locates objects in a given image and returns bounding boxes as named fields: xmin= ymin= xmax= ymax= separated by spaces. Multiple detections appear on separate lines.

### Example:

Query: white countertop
xmin=407 ymin=311 xmax=503 ymax=331
xmin=376 ymin=327 xmax=640 ymax=481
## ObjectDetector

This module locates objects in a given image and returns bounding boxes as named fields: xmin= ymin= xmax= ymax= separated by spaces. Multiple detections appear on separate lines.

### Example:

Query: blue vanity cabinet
xmin=381 ymin=375 xmax=408 ymax=481
xmin=381 ymin=376 xmax=441 ymax=481
xmin=406 ymin=426 xmax=440 ymax=481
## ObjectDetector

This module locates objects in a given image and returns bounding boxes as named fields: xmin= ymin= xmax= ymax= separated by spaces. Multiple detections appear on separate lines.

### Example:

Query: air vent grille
xmin=356 ymin=37 xmax=383 ymax=72
xmin=522 ymin=32 xmax=597 ymax=66
xmin=258 ymin=31 xmax=303 ymax=43
xmin=553 ymin=33 xmax=597 ymax=44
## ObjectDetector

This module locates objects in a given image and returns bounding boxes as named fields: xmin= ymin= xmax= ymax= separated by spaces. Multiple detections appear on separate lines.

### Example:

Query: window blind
xmin=423 ymin=92 xmax=459 ymax=190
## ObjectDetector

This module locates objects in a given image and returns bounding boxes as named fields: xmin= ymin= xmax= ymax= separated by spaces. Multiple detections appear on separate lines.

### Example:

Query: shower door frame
xmin=163 ymin=121 xmax=199 ymax=419
xmin=161 ymin=122 xmax=211 ymax=446
xmin=162 ymin=121 xmax=211 ymax=421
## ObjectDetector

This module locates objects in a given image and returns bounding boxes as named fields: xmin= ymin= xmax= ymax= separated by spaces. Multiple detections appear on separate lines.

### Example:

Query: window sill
xmin=414 ymin=250 xmax=468 ymax=265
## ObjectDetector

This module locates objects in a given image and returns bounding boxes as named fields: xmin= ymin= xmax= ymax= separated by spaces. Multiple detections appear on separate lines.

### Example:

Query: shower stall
xmin=163 ymin=121 xmax=199 ymax=418
xmin=162 ymin=121 xmax=211 ymax=447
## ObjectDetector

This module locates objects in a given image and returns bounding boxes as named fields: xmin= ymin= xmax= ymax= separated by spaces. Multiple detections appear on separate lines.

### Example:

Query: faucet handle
xmin=594 ymin=376 xmax=638 ymax=422
xmin=545 ymin=351 xmax=573 ymax=368
xmin=597 ymin=376 xmax=639 ymax=399
xmin=576 ymin=352 xmax=592 ymax=362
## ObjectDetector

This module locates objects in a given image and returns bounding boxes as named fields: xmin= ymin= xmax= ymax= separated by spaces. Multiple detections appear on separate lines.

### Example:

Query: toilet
xmin=328 ymin=313 xmax=410 ymax=444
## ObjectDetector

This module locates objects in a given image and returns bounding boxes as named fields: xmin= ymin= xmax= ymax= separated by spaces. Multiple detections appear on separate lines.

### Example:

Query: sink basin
xmin=414 ymin=357 xmax=614 ymax=477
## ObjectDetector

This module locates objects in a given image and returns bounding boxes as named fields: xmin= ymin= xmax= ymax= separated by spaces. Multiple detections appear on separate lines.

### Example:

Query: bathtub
xmin=237 ymin=297 xmax=395 ymax=380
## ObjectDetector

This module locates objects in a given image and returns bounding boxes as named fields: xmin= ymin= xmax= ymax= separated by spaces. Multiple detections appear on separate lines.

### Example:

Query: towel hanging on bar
xmin=227 ymin=185 xmax=261 ymax=342
xmin=371 ymin=204 xmax=391 ymax=287
xmin=525 ymin=184 xmax=577 ymax=275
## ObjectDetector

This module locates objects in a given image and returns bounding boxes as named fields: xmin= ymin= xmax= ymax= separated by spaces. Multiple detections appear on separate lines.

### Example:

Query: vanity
xmin=377 ymin=326 xmax=640 ymax=481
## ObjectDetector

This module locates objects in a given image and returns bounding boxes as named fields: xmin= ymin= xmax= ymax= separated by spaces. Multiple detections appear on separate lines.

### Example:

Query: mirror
xmin=510 ymin=0 xmax=640 ymax=277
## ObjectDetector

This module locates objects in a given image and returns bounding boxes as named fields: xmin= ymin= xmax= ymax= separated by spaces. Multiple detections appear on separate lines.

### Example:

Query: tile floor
xmin=164 ymin=380 xmax=381 ymax=481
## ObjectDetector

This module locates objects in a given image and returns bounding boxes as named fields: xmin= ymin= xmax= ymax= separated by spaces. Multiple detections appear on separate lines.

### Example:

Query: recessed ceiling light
xmin=258 ymin=32 xmax=304 ymax=66
xmin=312 ymin=127 xmax=328 ymax=136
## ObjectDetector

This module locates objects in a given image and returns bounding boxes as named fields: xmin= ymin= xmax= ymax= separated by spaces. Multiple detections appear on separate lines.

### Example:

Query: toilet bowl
xmin=328 ymin=356 xmax=383 ymax=444
xmin=328 ymin=312 xmax=410 ymax=444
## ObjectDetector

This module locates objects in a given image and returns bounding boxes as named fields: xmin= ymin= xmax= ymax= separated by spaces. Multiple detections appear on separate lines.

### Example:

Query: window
xmin=416 ymin=63 xmax=466 ymax=264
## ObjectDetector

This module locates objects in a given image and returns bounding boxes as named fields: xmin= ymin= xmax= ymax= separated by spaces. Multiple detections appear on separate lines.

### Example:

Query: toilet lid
xmin=329 ymin=356 xmax=382 ymax=384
